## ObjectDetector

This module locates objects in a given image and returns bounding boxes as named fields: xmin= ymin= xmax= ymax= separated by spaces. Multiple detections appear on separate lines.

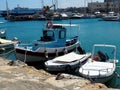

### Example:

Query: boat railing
xmin=81 ymin=67 xmax=114 ymax=76
xmin=35 ymin=40 xmax=57 ymax=44
xmin=66 ymin=36 xmax=78 ymax=46
xmin=17 ymin=43 xmax=33 ymax=47
xmin=33 ymin=40 xmax=59 ymax=51
xmin=109 ymin=59 xmax=118 ymax=63
xmin=34 ymin=42 xmax=64 ymax=51
xmin=18 ymin=40 xmax=34 ymax=44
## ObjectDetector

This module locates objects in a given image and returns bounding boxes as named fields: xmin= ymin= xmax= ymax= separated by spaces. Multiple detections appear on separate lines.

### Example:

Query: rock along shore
xmin=0 ymin=58 xmax=115 ymax=90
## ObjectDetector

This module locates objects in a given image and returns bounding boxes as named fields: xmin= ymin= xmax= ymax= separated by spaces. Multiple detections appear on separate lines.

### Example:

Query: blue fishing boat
xmin=15 ymin=21 xmax=85 ymax=62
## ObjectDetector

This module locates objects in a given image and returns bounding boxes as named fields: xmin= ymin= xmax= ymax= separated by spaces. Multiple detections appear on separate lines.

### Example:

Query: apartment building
xmin=88 ymin=1 xmax=120 ymax=13
xmin=104 ymin=0 xmax=120 ymax=3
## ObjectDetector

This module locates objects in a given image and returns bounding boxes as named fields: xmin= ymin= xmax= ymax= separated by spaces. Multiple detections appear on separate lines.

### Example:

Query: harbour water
xmin=0 ymin=17 xmax=120 ymax=88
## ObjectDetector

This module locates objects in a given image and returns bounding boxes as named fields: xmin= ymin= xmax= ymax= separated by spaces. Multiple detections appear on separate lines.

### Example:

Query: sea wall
xmin=0 ymin=58 xmax=114 ymax=90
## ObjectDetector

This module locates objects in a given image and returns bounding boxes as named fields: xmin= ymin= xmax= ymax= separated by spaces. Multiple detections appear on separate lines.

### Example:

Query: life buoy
xmin=46 ymin=21 xmax=53 ymax=28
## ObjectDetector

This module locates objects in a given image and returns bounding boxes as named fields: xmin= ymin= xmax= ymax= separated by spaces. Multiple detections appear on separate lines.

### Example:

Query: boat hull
xmin=45 ymin=53 xmax=91 ymax=72
xmin=102 ymin=16 xmax=120 ymax=21
xmin=79 ymin=61 xmax=116 ymax=84
xmin=80 ymin=71 xmax=115 ymax=83
xmin=15 ymin=42 xmax=81 ymax=62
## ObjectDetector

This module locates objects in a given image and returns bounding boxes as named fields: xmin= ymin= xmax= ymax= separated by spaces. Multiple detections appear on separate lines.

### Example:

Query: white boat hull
xmin=45 ymin=52 xmax=91 ymax=72
xmin=86 ymin=72 xmax=115 ymax=83
xmin=102 ymin=16 xmax=120 ymax=21
xmin=79 ymin=60 xmax=116 ymax=83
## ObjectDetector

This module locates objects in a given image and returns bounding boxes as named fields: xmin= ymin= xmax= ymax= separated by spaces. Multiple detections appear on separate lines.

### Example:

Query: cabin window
xmin=43 ymin=30 xmax=54 ymax=37
xmin=42 ymin=30 xmax=54 ymax=41
xmin=59 ymin=30 xmax=66 ymax=39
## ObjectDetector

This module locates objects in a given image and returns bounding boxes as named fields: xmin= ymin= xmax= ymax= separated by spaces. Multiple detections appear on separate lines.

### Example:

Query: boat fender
xmin=55 ymin=49 xmax=58 ymax=56
xmin=45 ymin=50 xmax=48 ymax=58
xmin=0 ymin=48 xmax=5 ymax=53
xmin=46 ymin=21 xmax=53 ymax=28
xmin=64 ymin=48 xmax=68 ymax=54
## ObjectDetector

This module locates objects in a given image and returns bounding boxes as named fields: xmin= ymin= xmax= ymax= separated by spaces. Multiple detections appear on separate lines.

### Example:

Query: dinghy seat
xmin=98 ymin=51 xmax=107 ymax=62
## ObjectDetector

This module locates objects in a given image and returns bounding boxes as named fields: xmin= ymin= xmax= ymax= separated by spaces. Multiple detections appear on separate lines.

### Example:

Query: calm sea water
xmin=0 ymin=17 xmax=120 ymax=88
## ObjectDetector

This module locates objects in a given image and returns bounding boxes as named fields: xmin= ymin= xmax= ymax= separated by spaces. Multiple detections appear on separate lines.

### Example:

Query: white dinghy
xmin=45 ymin=52 xmax=91 ymax=72
xmin=79 ymin=44 xmax=118 ymax=83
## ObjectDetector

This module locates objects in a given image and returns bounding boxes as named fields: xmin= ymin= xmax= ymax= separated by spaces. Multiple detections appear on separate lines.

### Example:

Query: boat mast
xmin=41 ymin=0 xmax=44 ymax=8
xmin=52 ymin=0 xmax=56 ymax=12
xmin=119 ymin=1 xmax=120 ymax=14
xmin=106 ymin=0 xmax=109 ymax=14
xmin=54 ymin=0 xmax=58 ymax=11
xmin=84 ymin=0 xmax=87 ymax=15
xmin=6 ymin=0 xmax=9 ymax=16
xmin=91 ymin=0 xmax=92 ymax=15
xmin=56 ymin=0 xmax=58 ymax=10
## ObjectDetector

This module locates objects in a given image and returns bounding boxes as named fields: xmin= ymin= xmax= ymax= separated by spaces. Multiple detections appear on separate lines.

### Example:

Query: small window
xmin=43 ymin=30 xmax=54 ymax=37
xmin=59 ymin=30 xmax=66 ymax=39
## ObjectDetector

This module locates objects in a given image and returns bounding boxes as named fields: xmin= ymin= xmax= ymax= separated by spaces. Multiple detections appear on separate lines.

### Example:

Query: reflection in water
xmin=106 ymin=69 xmax=120 ymax=88
xmin=0 ymin=50 xmax=17 ymax=61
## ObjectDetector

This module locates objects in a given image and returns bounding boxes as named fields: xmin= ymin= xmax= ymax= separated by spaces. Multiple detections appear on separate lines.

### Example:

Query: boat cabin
xmin=33 ymin=24 xmax=67 ymax=50
xmin=41 ymin=24 xmax=66 ymax=46
xmin=41 ymin=25 xmax=66 ymax=41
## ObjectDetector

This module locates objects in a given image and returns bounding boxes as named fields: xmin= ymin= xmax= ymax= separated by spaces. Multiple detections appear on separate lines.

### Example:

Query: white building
xmin=104 ymin=0 xmax=120 ymax=3
xmin=88 ymin=1 xmax=120 ymax=13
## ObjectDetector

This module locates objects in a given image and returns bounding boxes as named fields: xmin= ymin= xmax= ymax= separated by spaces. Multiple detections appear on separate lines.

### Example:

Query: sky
xmin=0 ymin=0 xmax=104 ymax=10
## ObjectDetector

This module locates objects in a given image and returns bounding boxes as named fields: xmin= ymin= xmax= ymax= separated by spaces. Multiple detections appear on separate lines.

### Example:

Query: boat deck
xmin=79 ymin=61 xmax=115 ymax=77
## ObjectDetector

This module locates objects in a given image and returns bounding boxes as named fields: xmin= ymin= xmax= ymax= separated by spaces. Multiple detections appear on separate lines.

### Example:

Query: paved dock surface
xmin=0 ymin=58 xmax=115 ymax=90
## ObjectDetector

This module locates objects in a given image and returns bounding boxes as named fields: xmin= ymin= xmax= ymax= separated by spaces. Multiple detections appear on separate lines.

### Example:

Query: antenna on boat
xmin=52 ymin=0 xmax=56 ymax=12
xmin=69 ymin=17 xmax=72 ymax=39
xmin=55 ymin=0 xmax=58 ymax=10
xmin=41 ymin=0 xmax=44 ymax=8
xmin=6 ymin=0 xmax=9 ymax=17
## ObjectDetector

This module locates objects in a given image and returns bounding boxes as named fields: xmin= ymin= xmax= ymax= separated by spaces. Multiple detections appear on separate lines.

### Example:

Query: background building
xmin=88 ymin=1 xmax=120 ymax=13
xmin=104 ymin=0 xmax=120 ymax=3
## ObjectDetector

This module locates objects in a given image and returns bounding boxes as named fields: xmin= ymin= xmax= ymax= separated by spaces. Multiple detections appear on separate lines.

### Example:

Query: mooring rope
xmin=24 ymin=49 xmax=27 ymax=63
xmin=116 ymin=66 xmax=120 ymax=68
xmin=0 ymin=49 xmax=15 ymax=56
